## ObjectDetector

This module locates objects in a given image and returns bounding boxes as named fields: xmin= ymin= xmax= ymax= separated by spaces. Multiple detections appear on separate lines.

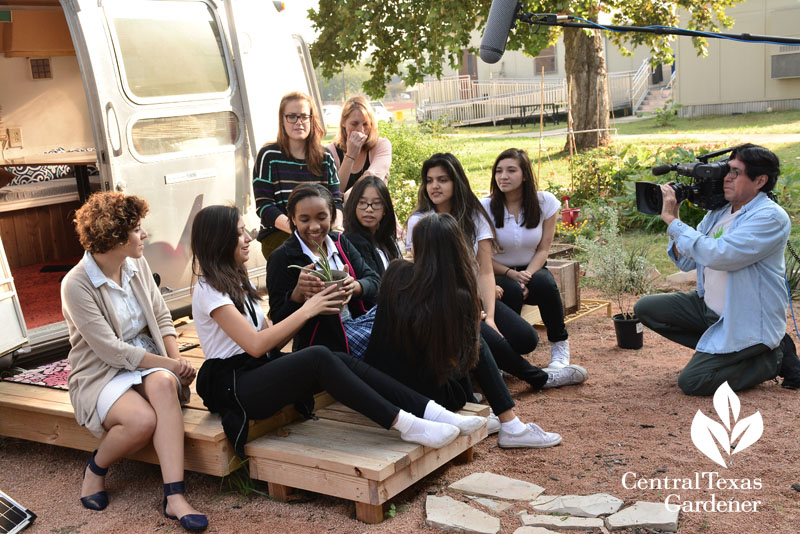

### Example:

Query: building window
xmin=534 ymin=46 xmax=557 ymax=74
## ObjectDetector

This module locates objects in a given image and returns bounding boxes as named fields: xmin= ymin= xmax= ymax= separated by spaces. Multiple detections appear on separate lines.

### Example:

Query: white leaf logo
xmin=690 ymin=382 xmax=763 ymax=468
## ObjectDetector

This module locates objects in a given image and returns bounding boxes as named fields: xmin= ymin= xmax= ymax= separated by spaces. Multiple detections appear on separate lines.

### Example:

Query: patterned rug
xmin=2 ymin=341 xmax=200 ymax=391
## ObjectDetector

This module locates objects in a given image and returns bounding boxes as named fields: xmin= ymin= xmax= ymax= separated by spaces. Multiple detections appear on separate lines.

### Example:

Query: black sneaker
xmin=778 ymin=334 xmax=800 ymax=390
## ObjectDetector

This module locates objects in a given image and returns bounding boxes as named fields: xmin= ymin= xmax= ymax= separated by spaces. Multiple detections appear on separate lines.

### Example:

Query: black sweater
xmin=266 ymin=232 xmax=380 ymax=353
xmin=341 ymin=231 xmax=400 ymax=277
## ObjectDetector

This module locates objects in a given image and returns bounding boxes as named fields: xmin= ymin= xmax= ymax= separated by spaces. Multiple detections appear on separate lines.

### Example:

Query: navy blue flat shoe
xmin=163 ymin=481 xmax=208 ymax=532
xmin=80 ymin=450 xmax=109 ymax=511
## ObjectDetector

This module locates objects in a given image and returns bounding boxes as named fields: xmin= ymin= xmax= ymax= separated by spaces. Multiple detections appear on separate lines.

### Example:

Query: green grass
xmin=614 ymin=109 xmax=800 ymax=136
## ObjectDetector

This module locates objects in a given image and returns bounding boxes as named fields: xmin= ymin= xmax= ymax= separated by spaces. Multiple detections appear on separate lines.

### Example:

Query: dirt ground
xmin=2 ymin=288 xmax=799 ymax=534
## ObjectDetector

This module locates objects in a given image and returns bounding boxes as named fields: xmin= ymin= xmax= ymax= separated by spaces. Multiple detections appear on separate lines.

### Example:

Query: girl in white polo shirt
xmin=481 ymin=148 xmax=573 ymax=370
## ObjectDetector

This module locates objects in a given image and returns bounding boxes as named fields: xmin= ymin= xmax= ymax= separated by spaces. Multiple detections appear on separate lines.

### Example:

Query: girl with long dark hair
xmin=342 ymin=174 xmax=400 ymax=275
xmin=366 ymin=213 xmax=562 ymax=448
xmin=406 ymin=153 xmax=587 ymax=391
xmin=253 ymin=91 xmax=344 ymax=260
xmin=483 ymin=148 xmax=573 ymax=369
xmin=190 ymin=205 xmax=486 ymax=458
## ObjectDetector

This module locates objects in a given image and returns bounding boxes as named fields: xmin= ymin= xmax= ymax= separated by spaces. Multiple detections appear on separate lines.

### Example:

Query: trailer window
xmin=131 ymin=112 xmax=239 ymax=157
xmin=106 ymin=1 xmax=230 ymax=100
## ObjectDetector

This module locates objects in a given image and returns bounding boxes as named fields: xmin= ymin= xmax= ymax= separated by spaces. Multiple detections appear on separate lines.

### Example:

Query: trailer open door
xmin=0 ymin=235 xmax=28 ymax=361
xmin=62 ymin=0 xmax=248 ymax=297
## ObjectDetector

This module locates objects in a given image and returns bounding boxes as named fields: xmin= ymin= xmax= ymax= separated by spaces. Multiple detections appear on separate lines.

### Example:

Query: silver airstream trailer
xmin=0 ymin=0 xmax=322 ymax=363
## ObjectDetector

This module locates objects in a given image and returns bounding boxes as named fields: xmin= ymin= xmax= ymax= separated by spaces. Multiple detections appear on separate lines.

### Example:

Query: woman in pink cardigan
xmin=327 ymin=95 xmax=392 ymax=197
xmin=62 ymin=192 xmax=207 ymax=531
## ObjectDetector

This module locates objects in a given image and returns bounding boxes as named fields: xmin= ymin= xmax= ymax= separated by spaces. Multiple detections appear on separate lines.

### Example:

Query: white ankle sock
xmin=500 ymin=416 xmax=526 ymax=435
xmin=392 ymin=410 xmax=416 ymax=434
xmin=423 ymin=401 xmax=485 ymax=435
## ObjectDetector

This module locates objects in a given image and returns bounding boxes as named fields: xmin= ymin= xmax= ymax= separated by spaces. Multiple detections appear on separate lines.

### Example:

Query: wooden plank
xmin=355 ymin=501 xmax=384 ymax=524
xmin=523 ymin=299 xmax=612 ymax=329
xmin=267 ymin=482 xmax=293 ymax=501
xmin=285 ymin=419 xmax=423 ymax=460
xmin=546 ymin=259 xmax=580 ymax=314
xmin=375 ymin=427 xmax=487 ymax=504
xmin=248 ymin=456 xmax=372 ymax=503
xmin=0 ymin=213 xmax=21 ymax=268
xmin=244 ymin=432 xmax=394 ymax=480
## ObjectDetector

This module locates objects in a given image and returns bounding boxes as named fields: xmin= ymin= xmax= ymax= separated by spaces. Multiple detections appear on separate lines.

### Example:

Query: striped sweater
xmin=252 ymin=143 xmax=343 ymax=240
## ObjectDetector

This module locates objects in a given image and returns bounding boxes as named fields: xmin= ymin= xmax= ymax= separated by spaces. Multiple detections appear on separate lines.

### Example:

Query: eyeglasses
xmin=285 ymin=113 xmax=312 ymax=124
xmin=357 ymin=200 xmax=384 ymax=211
xmin=727 ymin=167 xmax=747 ymax=180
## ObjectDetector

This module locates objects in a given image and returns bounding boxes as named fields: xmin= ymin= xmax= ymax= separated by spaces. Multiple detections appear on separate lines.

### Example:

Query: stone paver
xmin=606 ymin=501 xmax=679 ymax=532
xmin=425 ymin=495 xmax=501 ymax=534
xmin=529 ymin=493 xmax=624 ymax=517
xmin=513 ymin=527 xmax=559 ymax=534
xmin=449 ymin=472 xmax=545 ymax=501
xmin=468 ymin=496 xmax=514 ymax=513
xmin=519 ymin=513 xmax=605 ymax=530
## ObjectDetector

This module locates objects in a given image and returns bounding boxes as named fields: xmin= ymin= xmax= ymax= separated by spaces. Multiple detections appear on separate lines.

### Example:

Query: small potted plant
xmin=290 ymin=242 xmax=348 ymax=314
xmin=577 ymin=206 xmax=653 ymax=349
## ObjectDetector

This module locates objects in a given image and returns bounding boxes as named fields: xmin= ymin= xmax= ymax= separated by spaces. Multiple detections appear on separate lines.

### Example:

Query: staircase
xmin=637 ymin=86 xmax=673 ymax=114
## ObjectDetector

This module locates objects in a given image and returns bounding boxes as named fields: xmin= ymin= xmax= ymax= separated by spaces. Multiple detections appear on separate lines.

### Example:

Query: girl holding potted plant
xmin=366 ymin=213 xmax=562 ymax=448
xmin=253 ymin=91 xmax=344 ymax=261
xmin=190 ymin=205 xmax=486 ymax=458
xmin=481 ymin=148 xmax=574 ymax=370
xmin=406 ymin=153 xmax=587 ymax=391
xmin=267 ymin=184 xmax=380 ymax=353
xmin=342 ymin=174 xmax=401 ymax=276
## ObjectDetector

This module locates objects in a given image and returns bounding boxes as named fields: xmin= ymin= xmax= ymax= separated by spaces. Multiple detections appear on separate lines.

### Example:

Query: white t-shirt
xmin=480 ymin=192 xmax=560 ymax=268
xmin=703 ymin=205 xmax=739 ymax=316
xmin=406 ymin=210 xmax=493 ymax=256
xmin=191 ymin=278 xmax=265 ymax=360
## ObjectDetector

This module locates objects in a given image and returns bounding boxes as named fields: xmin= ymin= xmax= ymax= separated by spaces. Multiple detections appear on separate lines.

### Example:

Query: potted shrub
xmin=577 ymin=206 xmax=653 ymax=349
xmin=290 ymin=242 xmax=348 ymax=314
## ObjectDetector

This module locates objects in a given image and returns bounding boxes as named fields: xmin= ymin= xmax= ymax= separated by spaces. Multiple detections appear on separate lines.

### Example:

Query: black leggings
xmin=481 ymin=300 xmax=548 ymax=389
xmin=496 ymin=266 xmax=568 ymax=342
xmin=235 ymin=346 xmax=429 ymax=429
xmin=469 ymin=338 xmax=516 ymax=416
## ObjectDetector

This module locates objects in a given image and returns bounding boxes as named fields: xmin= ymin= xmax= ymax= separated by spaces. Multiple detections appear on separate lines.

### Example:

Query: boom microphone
xmin=651 ymin=164 xmax=676 ymax=176
xmin=479 ymin=0 xmax=520 ymax=64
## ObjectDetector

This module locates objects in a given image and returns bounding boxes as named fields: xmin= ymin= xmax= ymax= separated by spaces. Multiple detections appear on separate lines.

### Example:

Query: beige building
xmin=436 ymin=0 xmax=800 ymax=118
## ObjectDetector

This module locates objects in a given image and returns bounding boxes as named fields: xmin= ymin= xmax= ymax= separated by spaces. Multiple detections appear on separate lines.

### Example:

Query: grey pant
xmin=634 ymin=291 xmax=782 ymax=396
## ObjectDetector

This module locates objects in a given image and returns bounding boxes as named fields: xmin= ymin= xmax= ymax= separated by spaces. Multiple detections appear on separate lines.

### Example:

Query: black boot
xmin=778 ymin=334 xmax=800 ymax=390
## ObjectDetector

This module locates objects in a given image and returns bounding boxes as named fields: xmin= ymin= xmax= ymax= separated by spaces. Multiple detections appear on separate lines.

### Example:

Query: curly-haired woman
xmin=62 ymin=191 xmax=206 ymax=531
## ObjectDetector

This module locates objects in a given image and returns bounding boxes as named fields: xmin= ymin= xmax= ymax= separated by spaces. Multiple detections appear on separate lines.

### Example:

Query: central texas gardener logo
xmin=690 ymin=382 xmax=764 ymax=469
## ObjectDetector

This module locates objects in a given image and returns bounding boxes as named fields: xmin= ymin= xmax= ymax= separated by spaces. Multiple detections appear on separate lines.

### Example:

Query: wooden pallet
xmin=246 ymin=402 xmax=489 ymax=523
xmin=0 ymin=322 xmax=488 ymax=522
xmin=522 ymin=298 xmax=613 ymax=329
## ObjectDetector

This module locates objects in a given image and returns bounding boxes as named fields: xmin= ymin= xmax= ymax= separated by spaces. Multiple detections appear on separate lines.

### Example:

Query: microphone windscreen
xmin=479 ymin=0 xmax=519 ymax=64
xmin=651 ymin=164 xmax=673 ymax=176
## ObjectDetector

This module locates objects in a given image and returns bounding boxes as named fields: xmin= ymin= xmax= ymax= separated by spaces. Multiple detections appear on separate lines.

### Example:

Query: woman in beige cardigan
xmin=62 ymin=192 xmax=207 ymax=531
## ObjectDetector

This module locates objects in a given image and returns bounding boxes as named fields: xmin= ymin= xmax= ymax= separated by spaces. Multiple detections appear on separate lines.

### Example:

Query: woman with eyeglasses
xmin=327 ymin=96 xmax=392 ymax=196
xmin=253 ymin=91 xmax=344 ymax=260
xmin=342 ymin=174 xmax=401 ymax=276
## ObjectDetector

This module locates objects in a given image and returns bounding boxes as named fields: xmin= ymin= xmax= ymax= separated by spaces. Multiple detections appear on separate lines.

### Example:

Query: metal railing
xmin=629 ymin=58 xmax=651 ymax=113
xmin=417 ymin=66 xmax=645 ymax=125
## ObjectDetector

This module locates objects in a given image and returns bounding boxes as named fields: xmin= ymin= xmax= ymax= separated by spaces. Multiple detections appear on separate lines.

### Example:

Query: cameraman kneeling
xmin=635 ymin=144 xmax=800 ymax=395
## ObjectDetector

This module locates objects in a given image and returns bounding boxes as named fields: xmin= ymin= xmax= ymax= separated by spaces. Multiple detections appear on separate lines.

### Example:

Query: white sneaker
xmin=486 ymin=413 xmax=501 ymax=435
xmin=400 ymin=421 xmax=460 ymax=448
xmin=543 ymin=364 xmax=588 ymax=388
xmin=472 ymin=392 xmax=484 ymax=403
xmin=547 ymin=340 xmax=570 ymax=369
xmin=452 ymin=415 xmax=487 ymax=436
xmin=498 ymin=422 xmax=562 ymax=449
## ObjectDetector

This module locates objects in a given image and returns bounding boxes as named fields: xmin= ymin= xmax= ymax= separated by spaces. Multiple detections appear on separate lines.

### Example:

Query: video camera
xmin=635 ymin=146 xmax=737 ymax=215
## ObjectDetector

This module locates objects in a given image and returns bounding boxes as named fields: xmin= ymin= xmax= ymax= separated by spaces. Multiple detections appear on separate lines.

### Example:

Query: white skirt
xmin=96 ymin=333 xmax=181 ymax=423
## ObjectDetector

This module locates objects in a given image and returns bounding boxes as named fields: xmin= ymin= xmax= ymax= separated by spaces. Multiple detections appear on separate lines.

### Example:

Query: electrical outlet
xmin=8 ymin=128 xmax=22 ymax=148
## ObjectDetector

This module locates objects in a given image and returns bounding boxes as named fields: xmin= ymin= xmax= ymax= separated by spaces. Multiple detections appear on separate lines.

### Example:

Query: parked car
xmin=322 ymin=104 xmax=342 ymax=128
xmin=370 ymin=101 xmax=393 ymax=123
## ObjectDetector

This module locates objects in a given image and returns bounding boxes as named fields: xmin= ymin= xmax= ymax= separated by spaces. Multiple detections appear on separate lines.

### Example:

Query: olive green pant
xmin=260 ymin=230 xmax=290 ymax=262
xmin=634 ymin=291 xmax=782 ymax=396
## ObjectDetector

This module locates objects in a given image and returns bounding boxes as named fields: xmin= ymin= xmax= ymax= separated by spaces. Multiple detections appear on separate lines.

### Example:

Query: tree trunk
xmin=563 ymin=27 xmax=610 ymax=151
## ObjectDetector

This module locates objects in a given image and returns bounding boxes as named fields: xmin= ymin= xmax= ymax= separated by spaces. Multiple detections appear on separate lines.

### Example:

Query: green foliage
xmin=786 ymin=242 xmax=800 ymax=300
xmin=290 ymin=242 xmax=335 ymax=280
xmin=577 ymin=206 xmax=654 ymax=317
xmin=219 ymin=459 xmax=268 ymax=497
xmin=381 ymin=121 xmax=447 ymax=224
xmin=774 ymin=164 xmax=800 ymax=216
xmin=651 ymin=99 xmax=683 ymax=127
xmin=385 ymin=503 xmax=397 ymax=519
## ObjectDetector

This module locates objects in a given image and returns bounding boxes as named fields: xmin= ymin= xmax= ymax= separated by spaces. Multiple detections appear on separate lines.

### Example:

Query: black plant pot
xmin=613 ymin=313 xmax=643 ymax=349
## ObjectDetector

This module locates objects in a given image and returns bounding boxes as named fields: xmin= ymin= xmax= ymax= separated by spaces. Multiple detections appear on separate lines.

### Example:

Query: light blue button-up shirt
xmin=666 ymin=192 xmax=790 ymax=354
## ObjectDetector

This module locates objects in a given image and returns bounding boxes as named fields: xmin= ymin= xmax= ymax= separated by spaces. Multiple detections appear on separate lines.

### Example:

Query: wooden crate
xmin=246 ymin=402 xmax=489 ymax=523
xmin=546 ymin=259 xmax=580 ymax=315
